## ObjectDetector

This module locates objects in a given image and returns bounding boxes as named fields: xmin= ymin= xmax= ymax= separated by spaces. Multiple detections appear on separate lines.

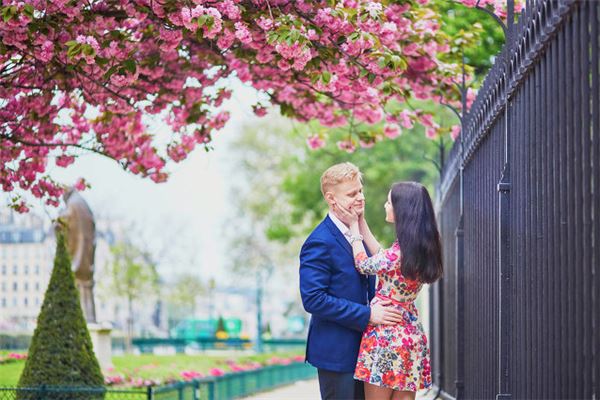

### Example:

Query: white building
xmin=0 ymin=212 xmax=53 ymax=331
xmin=0 ymin=211 xmax=124 ymax=333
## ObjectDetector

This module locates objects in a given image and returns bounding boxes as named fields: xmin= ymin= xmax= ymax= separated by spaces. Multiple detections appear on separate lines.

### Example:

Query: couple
xmin=299 ymin=162 xmax=443 ymax=400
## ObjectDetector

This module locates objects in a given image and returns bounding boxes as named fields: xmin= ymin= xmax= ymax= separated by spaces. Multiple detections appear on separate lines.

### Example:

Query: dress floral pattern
xmin=353 ymin=241 xmax=432 ymax=392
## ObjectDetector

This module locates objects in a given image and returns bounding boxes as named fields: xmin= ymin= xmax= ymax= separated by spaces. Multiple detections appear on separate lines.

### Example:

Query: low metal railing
xmin=0 ymin=362 xmax=316 ymax=400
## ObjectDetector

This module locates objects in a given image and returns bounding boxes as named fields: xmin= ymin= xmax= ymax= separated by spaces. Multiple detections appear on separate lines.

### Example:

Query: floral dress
xmin=353 ymin=241 xmax=432 ymax=392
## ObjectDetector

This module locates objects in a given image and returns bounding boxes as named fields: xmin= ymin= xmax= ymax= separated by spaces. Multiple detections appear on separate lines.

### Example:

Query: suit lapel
xmin=323 ymin=215 xmax=353 ymax=258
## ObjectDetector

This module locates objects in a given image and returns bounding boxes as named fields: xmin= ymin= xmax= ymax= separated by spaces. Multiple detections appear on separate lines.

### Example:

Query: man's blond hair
xmin=320 ymin=162 xmax=362 ymax=196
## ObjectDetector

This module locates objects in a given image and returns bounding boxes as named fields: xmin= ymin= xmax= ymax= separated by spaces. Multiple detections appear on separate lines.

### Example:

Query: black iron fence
xmin=431 ymin=0 xmax=599 ymax=398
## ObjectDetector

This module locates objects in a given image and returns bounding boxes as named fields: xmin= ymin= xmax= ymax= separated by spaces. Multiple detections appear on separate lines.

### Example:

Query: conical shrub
xmin=18 ymin=231 xmax=104 ymax=399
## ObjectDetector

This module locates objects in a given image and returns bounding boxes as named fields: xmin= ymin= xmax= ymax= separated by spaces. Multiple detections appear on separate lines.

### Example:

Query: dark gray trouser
xmin=317 ymin=368 xmax=365 ymax=400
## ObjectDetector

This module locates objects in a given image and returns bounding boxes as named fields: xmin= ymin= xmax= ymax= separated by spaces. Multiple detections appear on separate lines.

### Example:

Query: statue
xmin=57 ymin=187 xmax=97 ymax=324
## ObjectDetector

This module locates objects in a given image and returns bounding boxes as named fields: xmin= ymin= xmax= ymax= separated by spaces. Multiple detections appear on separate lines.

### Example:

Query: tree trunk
xmin=126 ymin=295 xmax=133 ymax=353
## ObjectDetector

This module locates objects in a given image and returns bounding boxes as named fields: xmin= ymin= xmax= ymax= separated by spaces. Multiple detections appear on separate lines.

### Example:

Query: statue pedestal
xmin=88 ymin=322 xmax=113 ymax=370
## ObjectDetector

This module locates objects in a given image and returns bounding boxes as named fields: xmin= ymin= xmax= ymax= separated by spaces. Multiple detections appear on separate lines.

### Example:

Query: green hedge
xmin=17 ymin=232 xmax=104 ymax=399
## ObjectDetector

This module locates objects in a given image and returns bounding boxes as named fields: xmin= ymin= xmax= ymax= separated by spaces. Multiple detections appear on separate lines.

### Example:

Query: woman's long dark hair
xmin=391 ymin=182 xmax=443 ymax=283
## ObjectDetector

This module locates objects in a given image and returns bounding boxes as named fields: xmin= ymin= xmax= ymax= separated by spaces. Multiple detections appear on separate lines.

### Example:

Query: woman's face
xmin=384 ymin=191 xmax=394 ymax=223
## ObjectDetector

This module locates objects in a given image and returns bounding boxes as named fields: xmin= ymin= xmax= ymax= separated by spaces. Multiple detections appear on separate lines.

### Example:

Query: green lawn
xmin=0 ymin=351 xmax=303 ymax=387
xmin=0 ymin=361 xmax=24 ymax=386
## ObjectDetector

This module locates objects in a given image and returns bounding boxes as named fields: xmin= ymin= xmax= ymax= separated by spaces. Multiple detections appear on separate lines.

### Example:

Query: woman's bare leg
xmin=364 ymin=382 xmax=394 ymax=400
xmin=391 ymin=390 xmax=416 ymax=400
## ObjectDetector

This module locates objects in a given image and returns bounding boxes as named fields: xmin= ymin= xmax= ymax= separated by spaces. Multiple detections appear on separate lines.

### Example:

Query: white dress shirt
xmin=328 ymin=212 xmax=352 ymax=243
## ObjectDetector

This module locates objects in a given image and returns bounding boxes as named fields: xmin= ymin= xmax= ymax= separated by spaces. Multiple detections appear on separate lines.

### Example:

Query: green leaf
xmin=321 ymin=70 xmax=331 ymax=84
xmin=23 ymin=4 xmax=34 ymax=18
xmin=123 ymin=59 xmax=136 ymax=74
xmin=279 ymin=102 xmax=295 ymax=118
xmin=95 ymin=56 xmax=110 ymax=67
xmin=103 ymin=65 xmax=118 ymax=80
xmin=2 ymin=6 xmax=17 ymax=23
xmin=66 ymin=43 xmax=82 ymax=58
xmin=197 ymin=14 xmax=210 ymax=28
xmin=82 ymin=44 xmax=95 ymax=56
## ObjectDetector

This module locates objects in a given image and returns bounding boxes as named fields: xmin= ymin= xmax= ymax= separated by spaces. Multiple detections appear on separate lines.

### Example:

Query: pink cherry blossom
xmin=337 ymin=140 xmax=356 ymax=153
xmin=399 ymin=110 xmax=415 ymax=129
xmin=384 ymin=124 xmax=402 ymax=139
xmin=0 ymin=0 xmax=496 ymax=211
xmin=450 ymin=125 xmax=461 ymax=141
xmin=74 ymin=178 xmax=88 ymax=191
xmin=307 ymin=134 xmax=325 ymax=150
xmin=425 ymin=127 xmax=438 ymax=139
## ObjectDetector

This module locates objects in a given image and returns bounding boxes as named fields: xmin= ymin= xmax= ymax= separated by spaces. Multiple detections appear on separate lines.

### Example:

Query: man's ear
xmin=324 ymin=191 xmax=336 ymax=206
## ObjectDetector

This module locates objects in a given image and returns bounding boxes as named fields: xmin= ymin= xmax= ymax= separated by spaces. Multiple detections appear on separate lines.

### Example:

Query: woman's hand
xmin=333 ymin=203 xmax=360 ymax=232
xmin=358 ymin=211 xmax=367 ymax=232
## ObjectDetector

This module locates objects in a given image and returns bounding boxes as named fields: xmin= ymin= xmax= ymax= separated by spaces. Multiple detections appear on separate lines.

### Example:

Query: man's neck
xmin=328 ymin=211 xmax=349 ymax=230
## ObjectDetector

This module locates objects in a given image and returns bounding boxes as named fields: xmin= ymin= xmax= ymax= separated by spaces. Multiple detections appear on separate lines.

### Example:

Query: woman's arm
xmin=333 ymin=204 xmax=394 ymax=275
xmin=358 ymin=214 xmax=382 ymax=255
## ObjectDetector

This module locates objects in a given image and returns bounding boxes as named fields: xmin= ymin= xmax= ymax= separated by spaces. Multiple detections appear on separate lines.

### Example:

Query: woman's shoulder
xmin=382 ymin=241 xmax=401 ymax=263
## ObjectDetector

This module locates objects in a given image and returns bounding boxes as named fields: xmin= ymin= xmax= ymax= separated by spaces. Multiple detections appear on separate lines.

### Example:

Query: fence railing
xmin=432 ymin=0 xmax=599 ymax=398
xmin=0 ymin=362 xmax=316 ymax=400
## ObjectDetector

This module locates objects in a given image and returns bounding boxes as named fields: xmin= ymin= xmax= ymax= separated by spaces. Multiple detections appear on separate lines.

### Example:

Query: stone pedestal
xmin=88 ymin=322 xmax=113 ymax=370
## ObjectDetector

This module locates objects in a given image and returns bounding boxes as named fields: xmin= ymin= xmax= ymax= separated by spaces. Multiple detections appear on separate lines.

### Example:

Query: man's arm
xmin=299 ymin=238 xmax=371 ymax=332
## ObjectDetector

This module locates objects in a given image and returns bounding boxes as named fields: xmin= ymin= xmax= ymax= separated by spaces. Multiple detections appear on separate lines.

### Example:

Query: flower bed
xmin=0 ymin=353 xmax=27 ymax=365
xmin=103 ymin=355 xmax=305 ymax=388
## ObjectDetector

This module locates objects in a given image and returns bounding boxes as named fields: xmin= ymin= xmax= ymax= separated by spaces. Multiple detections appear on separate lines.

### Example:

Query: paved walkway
xmin=241 ymin=379 xmax=320 ymax=399
xmin=241 ymin=379 xmax=440 ymax=399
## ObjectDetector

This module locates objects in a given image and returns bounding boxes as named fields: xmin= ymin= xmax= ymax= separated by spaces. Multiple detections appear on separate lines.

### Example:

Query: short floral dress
xmin=353 ymin=241 xmax=432 ymax=392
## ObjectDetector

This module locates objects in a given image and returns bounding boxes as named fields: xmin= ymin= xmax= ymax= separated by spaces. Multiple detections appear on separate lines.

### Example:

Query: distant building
xmin=0 ymin=211 xmax=53 ymax=331
xmin=0 ymin=211 xmax=120 ymax=333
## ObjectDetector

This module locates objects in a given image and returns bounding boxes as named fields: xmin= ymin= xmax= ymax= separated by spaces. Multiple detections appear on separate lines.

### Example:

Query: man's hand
xmin=368 ymin=299 xmax=404 ymax=325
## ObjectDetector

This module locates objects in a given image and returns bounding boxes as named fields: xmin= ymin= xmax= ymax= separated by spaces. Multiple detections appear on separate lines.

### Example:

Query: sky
xmin=5 ymin=81 xmax=270 ymax=283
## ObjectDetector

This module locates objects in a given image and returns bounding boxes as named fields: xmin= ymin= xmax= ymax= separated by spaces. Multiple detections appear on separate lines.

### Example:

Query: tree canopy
xmin=1 ymin=0 xmax=515 ymax=211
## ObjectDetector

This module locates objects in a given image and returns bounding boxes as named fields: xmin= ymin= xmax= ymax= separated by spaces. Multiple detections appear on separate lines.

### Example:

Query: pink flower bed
xmin=0 ymin=352 xmax=27 ymax=364
xmin=104 ymin=356 xmax=306 ymax=388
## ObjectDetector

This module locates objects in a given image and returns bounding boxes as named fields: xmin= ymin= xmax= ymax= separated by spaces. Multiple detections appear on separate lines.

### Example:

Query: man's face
xmin=327 ymin=178 xmax=365 ymax=214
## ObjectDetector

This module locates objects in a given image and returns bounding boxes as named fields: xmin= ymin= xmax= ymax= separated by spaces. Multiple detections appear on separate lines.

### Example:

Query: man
xmin=300 ymin=162 xmax=404 ymax=400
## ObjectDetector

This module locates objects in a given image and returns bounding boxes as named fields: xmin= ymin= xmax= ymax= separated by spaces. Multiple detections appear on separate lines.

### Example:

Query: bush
xmin=17 ymin=232 xmax=104 ymax=399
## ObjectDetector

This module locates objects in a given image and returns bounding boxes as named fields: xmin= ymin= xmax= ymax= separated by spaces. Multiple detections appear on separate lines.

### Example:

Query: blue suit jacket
xmin=299 ymin=215 xmax=376 ymax=373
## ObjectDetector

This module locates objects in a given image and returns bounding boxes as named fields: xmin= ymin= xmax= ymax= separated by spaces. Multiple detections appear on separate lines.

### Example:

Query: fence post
xmin=178 ymin=381 xmax=184 ymax=400
xmin=497 ymin=162 xmax=512 ymax=400
xmin=193 ymin=380 xmax=200 ymax=400
xmin=497 ymin=2 xmax=514 ymax=399
xmin=455 ymin=215 xmax=465 ymax=400
xmin=207 ymin=381 xmax=215 ymax=400
xmin=146 ymin=385 xmax=153 ymax=400
xmin=39 ymin=384 xmax=47 ymax=400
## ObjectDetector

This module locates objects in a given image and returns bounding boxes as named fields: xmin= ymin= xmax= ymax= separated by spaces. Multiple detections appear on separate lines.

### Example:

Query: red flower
xmin=381 ymin=370 xmax=402 ymax=387
xmin=354 ymin=364 xmax=371 ymax=380
xmin=361 ymin=335 xmax=377 ymax=353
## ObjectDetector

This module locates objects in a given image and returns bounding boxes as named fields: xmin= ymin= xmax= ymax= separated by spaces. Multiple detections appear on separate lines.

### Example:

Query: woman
xmin=333 ymin=181 xmax=443 ymax=400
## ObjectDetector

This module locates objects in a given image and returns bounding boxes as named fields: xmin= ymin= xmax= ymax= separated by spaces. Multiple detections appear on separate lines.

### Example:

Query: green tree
xmin=225 ymin=117 xmax=306 ymax=279
xmin=215 ymin=316 xmax=227 ymax=339
xmin=227 ymin=111 xmax=448 ymax=262
xmin=18 ymin=232 xmax=104 ymax=395
xmin=106 ymin=242 xmax=159 ymax=353
xmin=435 ymin=0 xmax=506 ymax=77
xmin=166 ymin=273 xmax=205 ymax=319
xmin=285 ymin=133 xmax=444 ymax=242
